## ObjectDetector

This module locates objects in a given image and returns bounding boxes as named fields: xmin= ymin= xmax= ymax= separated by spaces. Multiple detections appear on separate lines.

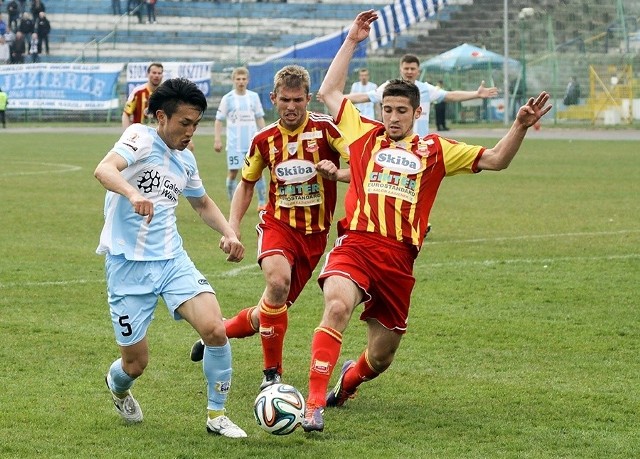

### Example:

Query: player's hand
xmin=316 ymin=160 xmax=339 ymax=181
xmin=347 ymin=10 xmax=378 ymax=44
xmin=477 ymin=80 xmax=499 ymax=98
xmin=214 ymin=140 xmax=222 ymax=152
xmin=516 ymin=91 xmax=552 ymax=128
xmin=130 ymin=195 xmax=154 ymax=223
xmin=219 ymin=235 xmax=245 ymax=262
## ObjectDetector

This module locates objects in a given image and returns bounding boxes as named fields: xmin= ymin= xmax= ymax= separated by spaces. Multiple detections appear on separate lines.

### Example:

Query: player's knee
xmin=200 ymin=320 xmax=227 ymax=347
xmin=323 ymin=299 xmax=353 ymax=329
xmin=366 ymin=348 xmax=395 ymax=373
xmin=265 ymin=276 xmax=291 ymax=303
xmin=122 ymin=359 xmax=147 ymax=379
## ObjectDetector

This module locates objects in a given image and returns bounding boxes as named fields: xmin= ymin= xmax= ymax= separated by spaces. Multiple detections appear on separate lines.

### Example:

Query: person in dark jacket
xmin=30 ymin=0 xmax=45 ymax=19
xmin=6 ymin=1 xmax=20 ymax=30
xmin=35 ymin=11 xmax=48 ymax=54
xmin=17 ymin=11 xmax=32 ymax=42
xmin=9 ymin=29 xmax=25 ymax=63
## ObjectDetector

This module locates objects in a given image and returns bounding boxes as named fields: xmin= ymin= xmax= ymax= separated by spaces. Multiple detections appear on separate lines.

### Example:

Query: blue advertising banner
xmin=0 ymin=63 xmax=123 ymax=110
xmin=125 ymin=62 xmax=213 ymax=97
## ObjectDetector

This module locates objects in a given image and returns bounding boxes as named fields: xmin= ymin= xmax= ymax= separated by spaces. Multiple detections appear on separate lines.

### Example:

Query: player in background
xmin=96 ymin=78 xmax=248 ymax=438
xmin=214 ymin=67 xmax=267 ymax=210
xmin=349 ymin=68 xmax=377 ymax=120
xmin=347 ymin=55 xmax=498 ymax=137
xmin=122 ymin=62 xmax=164 ymax=128
xmin=122 ymin=62 xmax=196 ymax=152
xmin=190 ymin=65 xmax=350 ymax=391
xmin=301 ymin=10 xmax=552 ymax=432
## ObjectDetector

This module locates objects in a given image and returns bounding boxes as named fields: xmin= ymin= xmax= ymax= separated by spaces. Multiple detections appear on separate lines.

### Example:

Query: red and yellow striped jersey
xmin=242 ymin=111 xmax=349 ymax=235
xmin=123 ymin=83 xmax=153 ymax=124
xmin=335 ymin=99 xmax=484 ymax=250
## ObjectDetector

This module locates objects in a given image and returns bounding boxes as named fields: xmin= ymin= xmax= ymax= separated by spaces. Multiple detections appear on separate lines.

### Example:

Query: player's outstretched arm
xmin=444 ymin=81 xmax=499 ymax=103
xmin=478 ymin=91 xmax=552 ymax=171
xmin=318 ymin=10 xmax=378 ymax=119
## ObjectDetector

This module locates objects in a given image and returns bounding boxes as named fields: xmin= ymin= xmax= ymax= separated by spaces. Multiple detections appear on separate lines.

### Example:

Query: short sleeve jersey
xmin=335 ymin=100 xmax=484 ymax=250
xmin=350 ymin=80 xmax=378 ymax=119
xmin=123 ymin=83 xmax=152 ymax=124
xmin=96 ymin=124 xmax=206 ymax=261
xmin=242 ymin=112 xmax=349 ymax=235
xmin=368 ymin=80 xmax=447 ymax=136
xmin=216 ymin=89 xmax=265 ymax=155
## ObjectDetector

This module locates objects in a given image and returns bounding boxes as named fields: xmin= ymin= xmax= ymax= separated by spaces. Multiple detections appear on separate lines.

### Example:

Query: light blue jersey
xmin=96 ymin=124 xmax=206 ymax=261
xmin=350 ymin=80 xmax=378 ymax=119
xmin=368 ymin=80 xmax=447 ymax=137
xmin=216 ymin=89 xmax=264 ymax=156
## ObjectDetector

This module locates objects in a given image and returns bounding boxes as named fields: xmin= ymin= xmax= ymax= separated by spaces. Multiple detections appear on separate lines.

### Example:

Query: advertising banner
xmin=125 ymin=62 xmax=213 ymax=97
xmin=0 ymin=63 xmax=123 ymax=110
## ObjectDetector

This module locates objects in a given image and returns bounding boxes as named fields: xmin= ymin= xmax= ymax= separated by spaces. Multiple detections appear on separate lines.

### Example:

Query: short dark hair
xmin=147 ymin=62 xmax=163 ymax=73
xmin=382 ymin=79 xmax=421 ymax=110
xmin=147 ymin=78 xmax=207 ymax=119
xmin=400 ymin=54 xmax=420 ymax=66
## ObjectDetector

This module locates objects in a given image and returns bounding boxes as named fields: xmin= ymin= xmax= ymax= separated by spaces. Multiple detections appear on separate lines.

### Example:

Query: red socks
xmin=307 ymin=326 xmax=343 ymax=407
xmin=224 ymin=306 xmax=259 ymax=339
xmin=342 ymin=350 xmax=379 ymax=393
xmin=258 ymin=299 xmax=288 ymax=373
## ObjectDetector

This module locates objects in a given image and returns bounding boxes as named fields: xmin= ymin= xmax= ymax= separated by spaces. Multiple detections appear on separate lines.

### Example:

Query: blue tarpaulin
xmin=248 ymin=27 xmax=368 ymax=109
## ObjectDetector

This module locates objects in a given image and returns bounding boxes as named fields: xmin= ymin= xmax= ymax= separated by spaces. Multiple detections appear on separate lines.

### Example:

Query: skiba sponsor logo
xmin=373 ymin=148 xmax=424 ymax=174
xmin=274 ymin=159 xmax=317 ymax=185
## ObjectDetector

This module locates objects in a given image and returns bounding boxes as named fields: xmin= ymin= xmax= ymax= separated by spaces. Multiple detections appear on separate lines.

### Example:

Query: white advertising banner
xmin=125 ymin=61 xmax=213 ymax=97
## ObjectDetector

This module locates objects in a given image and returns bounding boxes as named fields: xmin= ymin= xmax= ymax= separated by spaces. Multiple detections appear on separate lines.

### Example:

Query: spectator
xmin=17 ymin=11 xmax=32 ymax=42
xmin=112 ymin=0 xmax=122 ymax=15
xmin=145 ymin=0 xmax=156 ymax=24
xmin=128 ymin=0 xmax=143 ymax=23
xmin=27 ymin=29 xmax=37 ymax=62
xmin=9 ymin=28 xmax=24 ymax=63
xmin=563 ymin=76 xmax=581 ymax=106
xmin=434 ymin=79 xmax=449 ymax=131
xmin=6 ymin=1 xmax=19 ymax=31
xmin=30 ymin=0 xmax=44 ymax=19
xmin=4 ymin=25 xmax=15 ymax=48
xmin=0 ymin=35 xmax=9 ymax=64
xmin=34 ymin=11 xmax=48 ymax=54
xmin=0 ymin=86 xmax=7 ymax=128
xmin=0 ymin=13 xmax=6 ymax=36
xmin=17 ymin=0 xmax=25 ymax=14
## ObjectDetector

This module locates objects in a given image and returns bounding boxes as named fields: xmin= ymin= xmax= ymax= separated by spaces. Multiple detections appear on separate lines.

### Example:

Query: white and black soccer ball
xmin=253 ymin=383 xmax=306 ymax=435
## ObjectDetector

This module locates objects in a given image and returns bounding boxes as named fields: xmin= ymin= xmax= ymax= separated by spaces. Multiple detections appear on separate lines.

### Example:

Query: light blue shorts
xmin=105 ymin=251 xmax=215 ymax=346
xmin=226 ymin=150 xmax=243 ymax=171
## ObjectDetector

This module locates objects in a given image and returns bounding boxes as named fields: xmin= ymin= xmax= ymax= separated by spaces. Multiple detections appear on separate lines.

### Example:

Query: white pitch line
xmin=216 ymin=263 xmax=261 ymax=277
xmin=1 ymin=162 xmax=82 ymax=177
xmin=425 ymin=229 xmax=640 ymax=245
xmin=1 ymin=253 xmax=637 ymax=290
xmin=419 ymin=253 xmax=640 ymax=269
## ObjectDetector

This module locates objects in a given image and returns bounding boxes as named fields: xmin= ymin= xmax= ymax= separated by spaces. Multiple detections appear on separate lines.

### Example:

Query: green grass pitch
xmin=1 ymin=128 xmax=638 ymax=458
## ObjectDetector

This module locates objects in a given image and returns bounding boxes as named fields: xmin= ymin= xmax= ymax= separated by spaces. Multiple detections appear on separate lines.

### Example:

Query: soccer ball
xmin=253 ymin=383 xmax=306 ymax=435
